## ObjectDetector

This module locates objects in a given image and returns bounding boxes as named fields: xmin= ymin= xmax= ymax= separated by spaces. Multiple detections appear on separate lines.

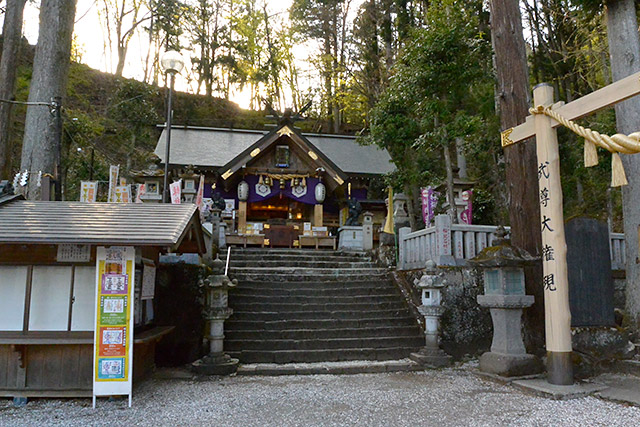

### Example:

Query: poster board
xmin=93 ymin=246 xmax=135 ymax=407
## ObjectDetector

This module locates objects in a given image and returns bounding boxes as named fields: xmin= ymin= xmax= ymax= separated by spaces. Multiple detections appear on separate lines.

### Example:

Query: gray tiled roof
xmin=154 ymin=127 xmax=395 ymax=175
xmin=0 ymin=199 xmax=202 ymax=250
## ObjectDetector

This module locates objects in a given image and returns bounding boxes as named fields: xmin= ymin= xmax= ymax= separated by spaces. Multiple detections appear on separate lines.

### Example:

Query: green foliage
xmin=366 ymin=0 xmax=502 ymax=223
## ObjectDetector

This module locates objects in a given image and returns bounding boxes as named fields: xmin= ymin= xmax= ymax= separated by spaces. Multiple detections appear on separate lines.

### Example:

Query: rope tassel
xmin=584 ymin=139 xmax=599 ymax=167
xmin=611 ymin=152 xmax=628 ymax=187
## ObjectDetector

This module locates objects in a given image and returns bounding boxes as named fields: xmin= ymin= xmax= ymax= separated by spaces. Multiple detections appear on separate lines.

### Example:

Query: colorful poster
xmin=99 ymin=326 xmax=126 ymax=357
xmin=107 ymin=165 xmax=119 ymax=203
xmin=93 ymin=246 xmax=135 ymax=407
xmin=80 ymin=181 xmax=98 ymax=202
xmin=170 ymin=180 xmax=182 ymax=204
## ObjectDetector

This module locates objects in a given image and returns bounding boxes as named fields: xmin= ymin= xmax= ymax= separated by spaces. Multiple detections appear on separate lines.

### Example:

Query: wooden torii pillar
xmin=503 ymin=72 xmax=640 ymax=385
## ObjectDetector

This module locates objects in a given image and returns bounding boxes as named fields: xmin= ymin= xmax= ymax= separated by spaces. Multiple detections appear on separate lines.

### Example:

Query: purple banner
xmin=421 ymin=187 xmax=439 ymax=227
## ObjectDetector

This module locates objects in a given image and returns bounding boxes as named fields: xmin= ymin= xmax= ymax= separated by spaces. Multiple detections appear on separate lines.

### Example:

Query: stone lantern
xmin=192 ymin=255 xmax=239 ymax=375
xmin=410 ymin=260 xmax=451 ymax=367
xmin=470 ymin=227 xmax=542 ymax=377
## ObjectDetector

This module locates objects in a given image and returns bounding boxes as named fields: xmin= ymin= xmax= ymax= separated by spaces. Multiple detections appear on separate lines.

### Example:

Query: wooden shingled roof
xmin=0 ymin=197 xmax=205 ymax=253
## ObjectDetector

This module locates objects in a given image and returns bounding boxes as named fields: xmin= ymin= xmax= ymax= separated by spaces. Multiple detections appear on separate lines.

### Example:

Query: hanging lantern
xmin=238 ymin=180 xmax=249 ymax=201
xmin=315 ymin=182 xmax=326 ymax=203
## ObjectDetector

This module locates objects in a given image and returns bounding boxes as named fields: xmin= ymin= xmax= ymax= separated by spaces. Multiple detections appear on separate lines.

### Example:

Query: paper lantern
xmin=315 ymin=182 xmax=326 ymax=203
xmin=238 ymin=180 xmax=249 ymax=201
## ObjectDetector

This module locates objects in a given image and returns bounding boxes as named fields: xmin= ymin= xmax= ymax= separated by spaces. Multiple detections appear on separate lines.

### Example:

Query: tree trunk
xmin=443 ymin=143 xmax=458 ymax=224
xmin=606 ymin=0 xmax=640 ymax=327
xmin=20 ymin=0 xmax=77 ymax=199
xmin=0 ymin=0 xmax=27 ymax=180
xmin=489 ymin=0 xmax=544 ymax=351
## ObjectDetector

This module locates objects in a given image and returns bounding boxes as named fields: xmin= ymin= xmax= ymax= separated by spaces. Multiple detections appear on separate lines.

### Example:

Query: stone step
xmin=231 ymin=286 xmax=398 ymax=297
xmin=224 ymin=254 xmax=370 ymax=263
xmin=236 ymin=359 xmax=424 ymax=376
xmin=227 ymin=300 xmax=407 ymax=313
xmin=232 ymin=280 xmax=395 ymax=289
xmin=225 ymin=336 xmax=425 ymax=352
xmin=229 ymin=308 xmax=411 ymax=321
xmin=226 ymin=316 xmax=419 ymax=331
xmin=229 ymin=294 xmax=402 ymax=305
xmin=226 ymin=326 xmax=423 ymax=341
xmin=228 ymin=346 xmax=423 ymax=364
xmin=229 ymin=260 xmax=377 ymax=268
xmin=230 ymin=248 xmax=367 ymax=255
xmin=231 ymin=271 xmax=389 ymax=282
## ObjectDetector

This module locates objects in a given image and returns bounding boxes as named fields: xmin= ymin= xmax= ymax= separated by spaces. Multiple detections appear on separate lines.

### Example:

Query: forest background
xmin=0 ymin=0 xmax=635 ymax=231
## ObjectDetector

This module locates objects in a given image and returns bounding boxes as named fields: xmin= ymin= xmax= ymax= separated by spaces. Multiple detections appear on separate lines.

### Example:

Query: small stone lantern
xmin=410 ymin=260 xmax=451 ymax=367
xmin=192 ymin=255 xmax=239 ymax=375
xmin=470 ymin=228 xmax=542 ymax=377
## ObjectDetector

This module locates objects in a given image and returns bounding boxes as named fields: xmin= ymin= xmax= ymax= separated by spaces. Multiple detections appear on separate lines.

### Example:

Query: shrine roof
xmin=0 ymin=199 xmax=205 ymax=253
xmin=154 ymin=126 xmax=395 ymax=176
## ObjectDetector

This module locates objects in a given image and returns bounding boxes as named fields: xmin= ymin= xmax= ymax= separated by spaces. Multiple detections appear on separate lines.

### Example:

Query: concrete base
xmin=192 ymin=353 xmax=239 ymax=376
xmin=479 ymin=352 xmax=542 ymax=377
xmin=410 ymin=347 xmax=451 ymax=368
xmin=512 ymin=378 xmax=605 ymax=400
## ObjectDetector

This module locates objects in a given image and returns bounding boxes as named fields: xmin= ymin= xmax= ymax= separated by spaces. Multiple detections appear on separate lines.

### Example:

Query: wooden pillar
xmin=238 ymin=201 xmax=247 ymax=235
xmin=314 ymin=204 xmax=323 ymax=227
xmin=533 ymin=83 xmax=573 ymax=385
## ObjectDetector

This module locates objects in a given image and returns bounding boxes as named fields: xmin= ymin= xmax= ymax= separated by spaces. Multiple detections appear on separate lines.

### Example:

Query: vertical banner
xmin=80 ymin=181 xmax=98 ymax=203
xmin=93 ymin=246 xmax=135 ymax=407
xmin=195 ymin=175 xmax=204 ymax=210
xmin=170 ymin=180 xmax=182 ymax=204
xmin=421 ymin=187 xmax=439 ymax=227
xmin=135 ymin=184 xmax=146 ymax=203
xmin=107 ymin=165 xmax=119 ymax=203
xmin=460 ymin=190 xmax=473 ymax=225
xmin=115 ymin=185 xmax=131 ymax=203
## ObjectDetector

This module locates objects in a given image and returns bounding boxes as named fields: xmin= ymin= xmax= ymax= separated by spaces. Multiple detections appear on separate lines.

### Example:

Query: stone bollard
xmin=410 ymin=260 xmax=452 ymax=367
xmin=192 ymin=255 xmax=239 ymax=375
xmin=470 ymin=228 xmax=542 ymax=377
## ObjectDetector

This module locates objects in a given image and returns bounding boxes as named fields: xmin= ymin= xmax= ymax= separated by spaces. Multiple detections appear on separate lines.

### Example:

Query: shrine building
xmin=143 ymin=121 xmax=395 ymax=248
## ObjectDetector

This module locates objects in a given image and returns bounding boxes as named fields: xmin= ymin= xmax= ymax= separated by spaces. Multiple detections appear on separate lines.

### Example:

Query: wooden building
xmin=0 ymin=196 xmax=205 ymax=398
xmin=143 ymin=121 xmax=394 ymax=247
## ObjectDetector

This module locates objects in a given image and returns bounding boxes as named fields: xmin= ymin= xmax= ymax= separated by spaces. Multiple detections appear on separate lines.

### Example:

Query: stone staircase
xmin=224 ymin=248 xmax=423 ymax=364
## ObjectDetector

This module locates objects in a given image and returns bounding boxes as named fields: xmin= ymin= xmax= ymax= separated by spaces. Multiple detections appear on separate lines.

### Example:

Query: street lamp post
xmin=160 ymin=50 xmax=184 ymax=203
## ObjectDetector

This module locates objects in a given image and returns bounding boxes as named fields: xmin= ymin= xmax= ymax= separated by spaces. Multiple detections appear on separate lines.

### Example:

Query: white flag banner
xmin=80 ymin=181 xmax=98 ymax=202
xmin=108 ymin=165 xmax=119 ymax=203
xmin=170 ymin=180 xmax=182 ymax=204
xmin=195 ymin=175 xmax=204 ymax=210
xmin=115 ymin=185 xmax=131 ymax=203
xmin=135 ymin=184 xmax=146 ymax=203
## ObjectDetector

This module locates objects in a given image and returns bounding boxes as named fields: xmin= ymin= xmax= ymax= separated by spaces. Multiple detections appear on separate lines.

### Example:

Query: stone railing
xmin=398 ymin=214 xmax=626 ymax=271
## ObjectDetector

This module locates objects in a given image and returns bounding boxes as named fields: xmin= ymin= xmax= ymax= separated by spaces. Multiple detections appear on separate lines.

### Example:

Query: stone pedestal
xmin=338 ymin=226 xmax=364 ymax=250
xmin=410 ymin=305 xmax=451 ymax=367
xmin=477 ymin=294 xmax=542 ymax=376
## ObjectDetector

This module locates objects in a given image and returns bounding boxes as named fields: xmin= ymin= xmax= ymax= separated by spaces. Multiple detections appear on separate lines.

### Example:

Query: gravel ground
xmin=1 ymin=369 xmax=639 ymax=427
